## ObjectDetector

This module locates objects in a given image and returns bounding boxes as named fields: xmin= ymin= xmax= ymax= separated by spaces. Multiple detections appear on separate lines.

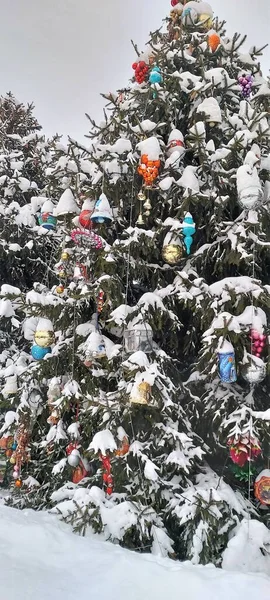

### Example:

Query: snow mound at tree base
xmin=0 ymin=503 xmax=269 ymax=600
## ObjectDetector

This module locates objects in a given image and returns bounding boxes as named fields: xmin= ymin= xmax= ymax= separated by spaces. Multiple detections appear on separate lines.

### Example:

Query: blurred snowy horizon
xmin=0 ymin=0 xmax=268 ymax=141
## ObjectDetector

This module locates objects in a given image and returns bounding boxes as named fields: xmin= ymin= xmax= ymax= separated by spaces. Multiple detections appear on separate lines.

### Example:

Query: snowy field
xmin=0 ymin=503 xmax=269 ymax=600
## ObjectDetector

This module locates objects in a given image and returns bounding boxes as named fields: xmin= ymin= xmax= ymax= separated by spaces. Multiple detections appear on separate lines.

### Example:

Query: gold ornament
xmin=162 ymin=244 xmax=183 ymax=265
xmin=61 ymin=251 xmax=70 ymax=261
xmin=136 ymin=213 xmax=145 ymax=225
xmin=131 ymin=381 xmax=151 ymax=405
xmin=198 ymin=14 xmax=213 ymax=30
xmin=143 ymin=198 xmax=152 ymax=211
xmin=58 ymin=270 xmax=66 ymax=279
xmin=34 ymin=330 xmax=55 ymax=348
xmin=138 ymin=191 xmax=146 ymax=202
xmin=56 ymin=285 xmax=65 ymax=294
xmin=10 ymin=456 xmax=16 ymax=464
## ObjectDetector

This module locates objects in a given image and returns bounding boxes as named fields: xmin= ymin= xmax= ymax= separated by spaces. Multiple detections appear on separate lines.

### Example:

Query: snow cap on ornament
xmin=167 ymin=129 xmax=185 ymax=157
xmin=197 ymin=97 xmax=221 ymax=126
xmin=170 ymin=1 xmax=184 ymax=13
xmin=2 ymin=375 xmax=18 ymax=398
xmin=34 ymin=318 xmax=55 ymax=348
xmin=53 ymin=189 xmax=80 ymax=217
xmin=84 ymin=331 xmax=106 ymax=361
xmin=237 ymin=164 xmax=263 ymax=209
xmin=242 ymin=354 xmax=266 ymax=385
xmin=217 ymin=339 xmax=237 ymax=383
xmin=181 ymin=2 xmax=199 ymax=26
xmin=137 ymin=136 xmax=161 ymax=161
xmin=91 ymin=193 xmax=113 ymax=224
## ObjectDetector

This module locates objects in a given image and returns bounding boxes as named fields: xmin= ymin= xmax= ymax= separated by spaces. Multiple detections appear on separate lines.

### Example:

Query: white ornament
xmin=237 ymin=165 xmax=263 ymax=209
xmin=197 ymin=97 xmax=222 ymax=126
xmin=67 ymin=449 xmax=81 ymax=468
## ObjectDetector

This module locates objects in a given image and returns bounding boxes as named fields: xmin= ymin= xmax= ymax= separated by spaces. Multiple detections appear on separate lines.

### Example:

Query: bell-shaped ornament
xmin=91 ymin=193 xmax=113 ymax=224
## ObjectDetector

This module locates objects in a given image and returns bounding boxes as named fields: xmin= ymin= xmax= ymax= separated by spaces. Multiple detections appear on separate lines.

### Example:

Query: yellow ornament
xmin=34 ymin=330 xmax=55 ymax=348
xmin=10 ymin=456 xmax=16 ymax=464
xmin=58 ymin=270 xmax=66 ymax=279
xmin=162 ymin=244 xmax=183 ymax=265
xmin=56 ymin=285 xmax=65 ymax=294
xmin=131 ymin=381 xmax=151 ymax=405
xmin=61 ymin=251 xmax=70 ymax=261
xmin=199 ymin=14 xmax=213 ymax=30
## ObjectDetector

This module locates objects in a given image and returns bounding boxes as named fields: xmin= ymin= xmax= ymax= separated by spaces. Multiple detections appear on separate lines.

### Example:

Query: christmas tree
xmin=1 ymin=1 xmax=270 ymax=565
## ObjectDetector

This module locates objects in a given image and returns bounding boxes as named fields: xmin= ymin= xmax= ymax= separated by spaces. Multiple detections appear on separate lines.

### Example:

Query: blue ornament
xmin=182 ymin=213 xmax=195 ymax=255
xmin=90 ymin=193 xmax=113 ymax=224
xmin=31 ymin=345 xmax=51 ymax=361
xmin=38 ymin=213 xmax=57 ymax=230
xmin=218 ymin=350 xmax=237 ymax=383
xmin=11 ymin=442 xmax=17 ymax=451
xmin=149 ymin=66 xmax=162 ymax=85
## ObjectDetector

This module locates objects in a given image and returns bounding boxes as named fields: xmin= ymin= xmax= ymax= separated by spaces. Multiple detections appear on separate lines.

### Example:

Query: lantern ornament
xmin=130 ymin=379 xmax=152 ymax=405
xmin=182 ymin=212 xmax=195 ymax=255
xmin=124 ymin=323 xmax=153 ymax=354
xmin=218 ymin=340 xmax=237 ymax=383
xmin=227 ymin=435 xmax=261 ymax=468
xmin=254 ymin=470 xmax=270 ymax=506
xmin=91 ymin=193 xmax=113 ymax=224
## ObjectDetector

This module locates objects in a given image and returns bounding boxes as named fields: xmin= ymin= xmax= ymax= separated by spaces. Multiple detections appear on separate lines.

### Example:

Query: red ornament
xmin=97 ymin=290 xmax=104 ymax=314
xmin=132 ymin=60 xmax=149 ymax=84
xmin=72 ymin=461 xmax=88 ymax=484
xmin=171 ymin=0 xmax=179 ymax=5
xmin=227 ymin=435 xmax=261 ymax=467
xmin=79 ymin=210 xmax=92 ymax=229
xmin=66 ymin=442 xmax=78 ymax=456
xmin=99 ymin=453 xmax=113 ymax=495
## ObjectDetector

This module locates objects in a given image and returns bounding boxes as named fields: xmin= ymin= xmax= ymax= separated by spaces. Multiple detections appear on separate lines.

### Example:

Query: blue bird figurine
xmin=182 ymin=212 xmax=195 ymax=255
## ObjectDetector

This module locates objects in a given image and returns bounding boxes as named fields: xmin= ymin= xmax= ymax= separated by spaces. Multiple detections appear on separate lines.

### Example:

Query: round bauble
xmin=15 ymin=479 xmax=22 ymax=488
xmin=198 ymin=13 xmax=213 ymax=29
xmin=61 ymin=251 xmax=70 ymax=261
xmin=34 ymin=330 xmax=55 ymax=348
xmin=31 ymin=345 xmax=51 ymax=361
xmin=79 ymin=209 xmax=92 ymax=229
xmin=10 ymin=456 xmax=16 ymax=464
xmin=56 ymin=285 xmax=65 ymax=295
xmin=242 ymin=356 xmax=266 ymax=384
xmin=162 ymin=244 xmax=183 ymax=265
xmin=67 ymin=449 xmax=81 ymax=468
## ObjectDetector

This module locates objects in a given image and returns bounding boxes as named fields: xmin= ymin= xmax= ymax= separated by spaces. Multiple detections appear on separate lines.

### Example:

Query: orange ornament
xmin=15 ymin=479 xmax=22 ymax=488
xmin=115 ymin=436 xmax=130 ymax=457
xmin=141 ymin=154 xmax=149 ymax=165
xmin=208 ymin=32 xmax=220 ymax=52
xmin=5 ymin=449 xmax=13 ymax=458
xmin=0 ymin=436 xmax=13 ymax=450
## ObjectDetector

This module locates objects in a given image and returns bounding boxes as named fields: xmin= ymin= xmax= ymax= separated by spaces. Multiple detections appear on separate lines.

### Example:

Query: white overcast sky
xmin=0 ymin=0 xmax=268 ymax=140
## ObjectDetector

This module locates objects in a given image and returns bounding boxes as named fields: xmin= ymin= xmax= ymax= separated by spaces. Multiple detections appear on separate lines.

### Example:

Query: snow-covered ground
xmin=0 ymin=503 xmax=269 ymax=600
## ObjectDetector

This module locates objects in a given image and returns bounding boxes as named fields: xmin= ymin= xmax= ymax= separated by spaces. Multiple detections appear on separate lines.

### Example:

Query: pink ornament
xmin=254 ymin=341 xmax=260 ymax=348
xmin=259 ymin=334 xmax=265 ymax=342
xmin=251 ymin=330 xmax=259 ymax=340
xmin=256 ymin=352 xmax=261 ymax=357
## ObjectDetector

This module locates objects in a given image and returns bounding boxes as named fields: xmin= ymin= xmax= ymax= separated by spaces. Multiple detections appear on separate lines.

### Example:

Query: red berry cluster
xmin=132 ymin=61 xmax=149 ymax=84
xmin=250 ymin=329 xmax=267 ymax=358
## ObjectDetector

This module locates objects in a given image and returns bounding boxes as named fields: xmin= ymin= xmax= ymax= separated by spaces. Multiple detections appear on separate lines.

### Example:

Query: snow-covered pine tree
xmin=2 ymin=1 xmax=270 ymax=565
